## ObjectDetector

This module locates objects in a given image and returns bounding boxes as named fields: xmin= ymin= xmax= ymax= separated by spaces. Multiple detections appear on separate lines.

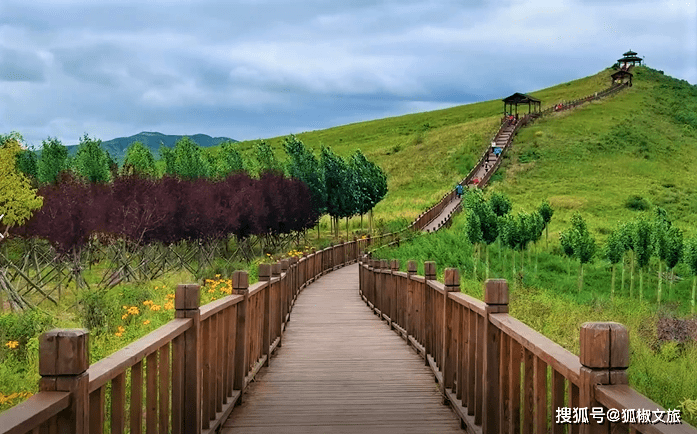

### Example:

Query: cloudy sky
xmin=1 ymin=0 xmax=695 ymax=148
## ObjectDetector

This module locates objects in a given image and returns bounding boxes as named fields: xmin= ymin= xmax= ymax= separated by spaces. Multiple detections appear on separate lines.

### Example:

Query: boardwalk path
xmin=222 ymin=264 xmax=463 ymax=433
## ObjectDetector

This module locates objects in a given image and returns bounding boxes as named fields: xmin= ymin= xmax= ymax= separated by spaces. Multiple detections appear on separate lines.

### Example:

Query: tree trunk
xmin=621 ymin=254 xmax=626 ymax=295
xmin=639 ymin=267 xmax=644 ymax=302
xmin=690 ymin=276 xmax=697 ymax=315
xmin=657 ymin=260 xmax=663 ymax=304
xmin=578 ymin=262 xmax=583 ymax=292
xmin=567 ymin=257 xmax=570 ymax=277
xmin=473 ymin=244 xmax=478 ymax=280
xmin=545 ymin=226 xmax=549 ymax=249
xmin=534 ymin=242 xmax=538 ymax=274
xmin=485 ymin=244 xmax=489 ymax=280
xmin=630 ymin=250 xmax=635 ymax=298
xmin=611 ymin=264 xmax=616 ymax=299
xmin=669 ymin=268 xmax=674 ymax=300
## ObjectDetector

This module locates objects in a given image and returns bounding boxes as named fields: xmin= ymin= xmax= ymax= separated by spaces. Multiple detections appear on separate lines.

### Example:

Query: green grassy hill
xmin=216 ymin=67 xmax=668 ymax=227
xmin=491 ymin=67 xmax=697 ymax=241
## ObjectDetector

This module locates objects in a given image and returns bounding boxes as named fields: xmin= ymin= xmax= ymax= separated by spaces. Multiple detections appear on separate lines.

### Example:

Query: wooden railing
xmin=0 ymin=238 xmax=373 ymax=434
xmin=359 ymin=258 xmax=696 ymax=433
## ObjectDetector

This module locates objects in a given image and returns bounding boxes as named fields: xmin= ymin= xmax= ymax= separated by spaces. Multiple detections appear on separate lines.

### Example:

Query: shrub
xmin=625 ymin=195 xmax=650 ymax=211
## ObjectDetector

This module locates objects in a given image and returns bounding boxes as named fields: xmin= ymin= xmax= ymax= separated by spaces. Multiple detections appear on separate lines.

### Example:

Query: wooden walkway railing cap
xmin=272 ymin=263 xmax=282 ymax=277
xmin=407 ymin=260 xmax=417 ymax=274
xmin=444 ymin=268 xmax=460 ymax=289
xmin=175 ymin=284 xmax=200 ymax=310
xmin=258 ymin=264 xmax=272 ymax=281
xmin=39 ymin=329 xmax=89 ymax=376
xmin=379 ymin=259 xmax=388 ymax=270
xmin=580 ymin=322 xmax=629 ymax=369
xmin=290 ymin=256 xmax=298 ymax=265
xmin=484 ymin=279 xmax=509 ymax=305
xmin=233 ymin=271 xmax=249 ymax=293
xmin=390 ymin=259 xmax=400 ymax=271
xmin=280 ymin=259 xmax=289 ymax=272
xmin=424 ymin=261 xmax=436 ymax=279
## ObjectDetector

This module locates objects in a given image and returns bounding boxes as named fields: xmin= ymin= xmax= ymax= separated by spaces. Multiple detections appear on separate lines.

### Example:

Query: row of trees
xmin=13 ymin=133 xmax=388 ymax=238
xmin=462 ymin=189 xmax=697 ymax=311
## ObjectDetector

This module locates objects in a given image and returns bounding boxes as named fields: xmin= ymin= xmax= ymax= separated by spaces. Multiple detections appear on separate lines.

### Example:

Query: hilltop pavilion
xmin=502 ymin=92 xmax=541 ymax=117
xmin=618 ymin=50 xmax=642 ymax=69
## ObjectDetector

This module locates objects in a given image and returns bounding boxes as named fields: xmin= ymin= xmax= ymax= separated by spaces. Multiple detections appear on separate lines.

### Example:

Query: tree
xmin=73 ymin=134 xmax=111 ymax=183
xmin=500 ymin=214 xmax=522 ymax=275
xmin=570 ymin=213 xmax=595 ymax=292
xmin=618 ymin=221 xmax=636 ymax=297
xmin=684 ymin=237 xmax=697 ymax=314
xmin=490 ymin=192 xmax=511 ymax=267
xmin=362 ymin=153 xmax=387 ymax=234
xmin=652 ymin=216 xmax=669 ymax=303
xmin=219 ymin=140 xmax=246 ymax=176
xmin=172 ymin=137 xmax=210 ymax=180
xmin=664 ymin=226 xmax=683 ymax=300
xmin=465 ymin=210 xmax=483 ymax=279
xmin=122 ymin=141 xmax=157 ymax=177
xmin=537 ymin=200 xmax=554 ymax=247
xmin=559 ymin=229 xmax=575 ymax=277
xmin=632 ymin=218 xmax=652 ymax=301
xmin=284 ymin=135 xmax=326 ymax=221
xmin=253 ymin=140 xmax=281 ymax=175
xmin=0 ymin=136 xmax=43 ymax=236
xmin=321 ymin=147 xmax=351 ymax=237
xmin=37 ymin=137 xmax=68 ymax=184
xmin=159 ymin=145 xmax=176 ymax=176
xmin=16 ymin=149 xmax=38 ymax=181
xmin=604 ymin=229 xmax=625 ymax=298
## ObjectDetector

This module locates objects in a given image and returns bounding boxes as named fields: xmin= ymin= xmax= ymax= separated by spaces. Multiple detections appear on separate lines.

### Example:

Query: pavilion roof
xmin=618 ymin=56 xmax=642 ymax=62
xmin=623 ymin=50 xmax=638 ymax=56
xmin=502 ymin=92 xmax=541 ymax=105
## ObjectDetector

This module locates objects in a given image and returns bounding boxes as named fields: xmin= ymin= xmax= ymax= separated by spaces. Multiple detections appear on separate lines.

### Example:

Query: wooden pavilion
xmin=502 ymin=92 xmax=541 ymax=117
xmin=618 ymin=50 xmax=642 ymax=68
xmin=611 ymin=69 xmax=633 ymax=86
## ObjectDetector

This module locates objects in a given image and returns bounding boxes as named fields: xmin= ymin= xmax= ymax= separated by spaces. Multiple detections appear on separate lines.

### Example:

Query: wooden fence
xmin=0 ymin=238 xmax=378 ymax=434
xmin=359 ymin=258 xmax=696 ymax=433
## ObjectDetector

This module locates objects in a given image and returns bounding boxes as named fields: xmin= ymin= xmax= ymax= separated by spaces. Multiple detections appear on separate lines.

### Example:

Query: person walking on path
xmin=456 ymin=184 xmax=463 ymax=198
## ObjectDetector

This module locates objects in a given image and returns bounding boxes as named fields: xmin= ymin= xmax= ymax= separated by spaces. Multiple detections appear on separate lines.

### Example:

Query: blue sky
xmin=1 ymin=0 xmax=695 ymax=148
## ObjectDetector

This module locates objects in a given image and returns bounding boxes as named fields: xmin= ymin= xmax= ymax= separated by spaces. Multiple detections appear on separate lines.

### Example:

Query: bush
xmin=0 ymin=309 xmax=53 ymax=358
xmin=625 ymin=195 xmax=650 ymax=211
xmin=79 ymin=290 xmax=117 ymax=333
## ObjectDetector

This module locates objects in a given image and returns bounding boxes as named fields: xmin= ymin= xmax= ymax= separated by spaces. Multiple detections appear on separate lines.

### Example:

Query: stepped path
xmin=221 ymin=264 xmax=463 ymax=433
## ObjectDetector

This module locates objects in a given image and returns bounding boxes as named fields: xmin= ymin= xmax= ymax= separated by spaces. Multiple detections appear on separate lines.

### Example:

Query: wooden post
xmin=390 ymin=259 xmax=399 ymax=329
xmin=174 ymin=284 xmax=201 ymax=433
xmin=233 ymin=271 xmax=249 ymax=399
xmin=258 ymin=264 xmax=272 ymax=367
xmin=379 ymin=260 xmax=388 ymax=319
xmin=424 ymin=261 xmax=436 ymax=367
xmin=579 ymin=322 xmax=629 ymax=434
xmin=39 ymin=329 xmax=89 ymax=434
xmin=406 ymin=260 xmax=417 ymax=344
xmin=280 ymin=259 xmax=290 ymax=325
xmin=272 ymin=262 xmax=282 ymax=347
xmin=482 ymin=279 xmax=508 ymax=434
xmin=442 ymin=268 xmax=460 ymax=403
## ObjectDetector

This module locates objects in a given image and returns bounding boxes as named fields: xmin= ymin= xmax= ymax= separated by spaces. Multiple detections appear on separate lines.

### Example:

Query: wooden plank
xmin=201 ymin=318 xmax=211 ymax=429
xmin=523 ymin=348 xmax=534 ymax=434
xmin=551 ymin=370 xmax=565 ymax=434
xmin=569 ymin=382 xmax=579 ymax=434
xmin=171 ymin=334 xmax=183 ymax=434
xmin=88 ymin=386 xmax=104 ymax=434
xmin=130 ymin=361 xmax=143 ymax=434
xmin=534 ymin=356 xmax=547 ymax=434
xmin=510 ymin=336 xmax=522 ymax=434
xmin=111 ymin=372 xmax=126 ymax=434
xmin=146 ymin=350 xmax=158 ymax=434
xmin=500 ymin=333 xmax=510 ymax=431
xmin=199 ymin=294 xmax=243 ymax=320
xmin=158 ymin=344 xmax=169 ymax=434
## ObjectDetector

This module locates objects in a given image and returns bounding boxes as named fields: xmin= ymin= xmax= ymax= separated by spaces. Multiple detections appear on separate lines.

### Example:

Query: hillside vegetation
xmin=212 ymin=68 xmax=620 ymax=225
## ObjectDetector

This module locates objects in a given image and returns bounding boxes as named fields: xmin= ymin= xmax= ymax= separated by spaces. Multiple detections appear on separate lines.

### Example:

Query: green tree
xmin=253 ymin=139 xmax=281 ymax=175
xmin=618 ymin=221 xmax=636 ymax=297
xmin=537 ymin=200 xmax=554 ymax=247
xmin=632 ymin=218 xmax=652 ymax=301
xmin=500 ymin=214 xmax=522 ymax=275
xmin=664 ymin=226 xmax=683 ymax=300
xmin=172 ymin=137 xmax=210 ymax=180
xmin=652 ymin=216 xmax=669 ymax=303
xmin=0 ymin=137 xmax=43 ymax=235
xmin=16 ymin=149 xmax=38 ymax=180
xmin=37 ymin=137 xmax=68 ymax=184
xmin=490 ymin=191 xmax=511 ymax=266
xmin=684 ymin=237 xmax=697 ymax=314
xmin=604 ymin=229 xmax=625 ymax=298
xmin=570 ymin=213 xmax=595 ymax=292
xmin=219 ymin=140 xmax=246 ymax=176
xmin=465 ymin=210 xmax=483 ymax=279
xmin=159 ymin=145 xmax=176 ymax=176
xmin=559 ymin=229 xmax=575 ymax=277
xmin=284 ymin=135 xmax=326 ymax=218
xmin=321 ymin=147 xmax=350 ymax=237
xmin=73 ymin=133 xmax=110 ymax=183
xmin=122 ymin=141 xmax=157 ymax=177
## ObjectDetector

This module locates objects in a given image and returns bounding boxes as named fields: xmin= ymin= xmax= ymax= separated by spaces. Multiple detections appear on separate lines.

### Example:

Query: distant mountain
xmin=61 ymin=132 xmax=237 ymax=161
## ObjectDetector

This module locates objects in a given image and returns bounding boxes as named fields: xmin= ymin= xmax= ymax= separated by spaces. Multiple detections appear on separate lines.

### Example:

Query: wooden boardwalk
xmin=221 ymin=264 xmax=464 ymax=433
